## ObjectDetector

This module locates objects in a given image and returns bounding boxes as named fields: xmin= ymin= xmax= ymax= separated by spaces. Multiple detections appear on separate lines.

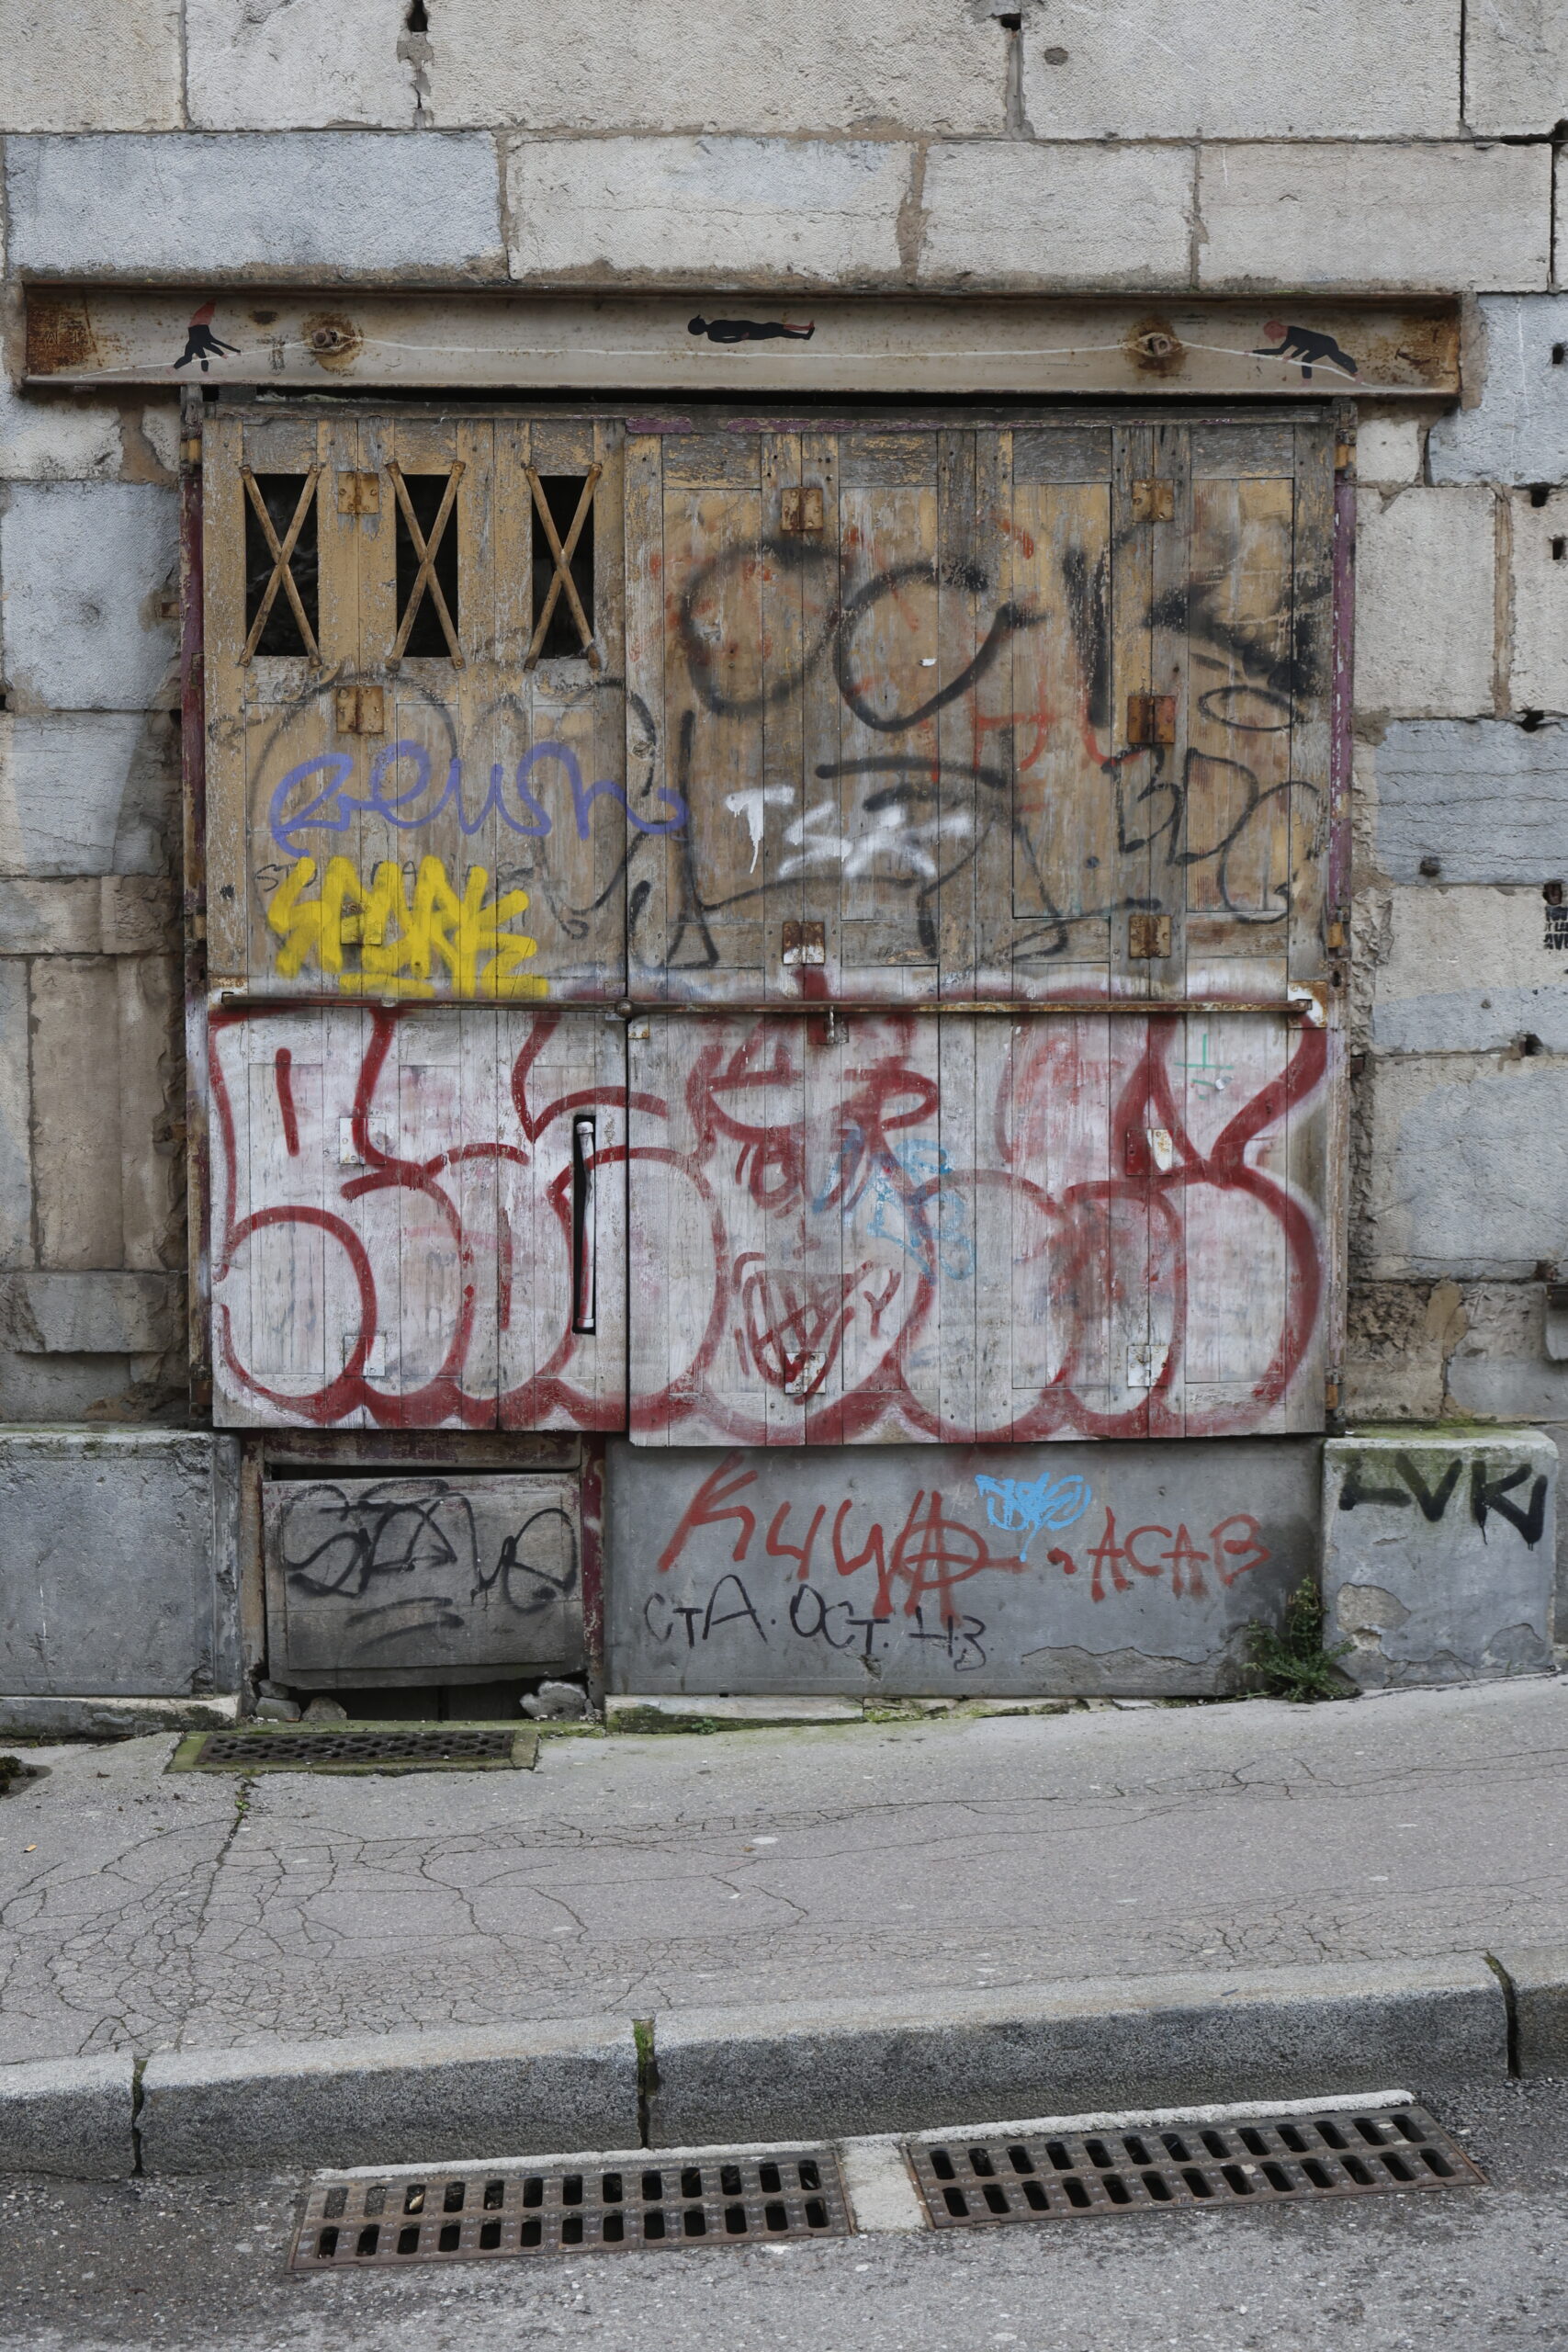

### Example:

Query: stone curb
xmin=136 ymin=2018 xmax=641 ymax=2177
xmin=0 ymin=2052 xmax=136 ymax=2179
xmin=646 ymin=1956 xmax=1510 ymax=2145
xmin=4 ymin=1951 xmax=1563 ymax=2177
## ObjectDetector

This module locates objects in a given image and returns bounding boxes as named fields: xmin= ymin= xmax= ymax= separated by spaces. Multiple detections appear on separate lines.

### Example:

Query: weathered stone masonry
xmin=2 ymin=0 xmax=1566 ymax=1703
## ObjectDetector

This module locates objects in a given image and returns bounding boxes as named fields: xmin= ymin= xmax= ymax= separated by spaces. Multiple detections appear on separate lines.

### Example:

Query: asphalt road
xmin=4 ymin=2077 xmax=1565 ymax=2351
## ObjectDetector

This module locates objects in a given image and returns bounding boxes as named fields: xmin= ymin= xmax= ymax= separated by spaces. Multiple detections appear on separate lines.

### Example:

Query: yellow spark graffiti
xmin=266 ymin=855 xmax=547 ymax=999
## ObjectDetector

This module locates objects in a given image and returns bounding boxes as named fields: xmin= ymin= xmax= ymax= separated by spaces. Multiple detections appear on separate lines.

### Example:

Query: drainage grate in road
xmin=169 ymin=1724 xmax=538 ymax=1774
xmin=906 ymin=2105 xmax=1484 ymax=2227
xmin=289 ymin=2152 xmax=851 ymax=2268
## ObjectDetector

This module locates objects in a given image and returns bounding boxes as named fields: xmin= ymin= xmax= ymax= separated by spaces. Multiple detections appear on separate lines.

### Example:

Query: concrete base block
xmin=137 ymin=2019 xmax=640 ymax=2174
xmin=1491 ymin=1946 xmax=1568 ymax=2077
xmin=0 ymin=2053 xmax=135 ymax=2178
xmin=1324 ymin=1429 xmax=1557 ymax=1689
xmin=0 ymin=1428 xmax=242 ymax=1702
xmin=0 ymin=1694 xmax=240 ymax=1739
xmin=648 ymin=1958 xmax=1507 ymax=2145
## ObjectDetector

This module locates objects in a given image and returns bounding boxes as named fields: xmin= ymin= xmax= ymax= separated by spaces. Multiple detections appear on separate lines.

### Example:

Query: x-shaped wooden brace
xmin=240 ymin=466 xmax=321 ymax=664
xmin=525 ymin=464 xmax=603 ymax=671
xmin=388 ymin=461 xmax=466 ymax=667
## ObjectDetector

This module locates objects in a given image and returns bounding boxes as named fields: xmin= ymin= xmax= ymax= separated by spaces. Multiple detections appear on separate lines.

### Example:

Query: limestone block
xmin=0 ymin=486 xmax=178 ymax=715
xmin=186 ymin=0 xmax=421 ymax=130
xmin=1371 ymin=886 xmax=1568 ymax=1053
xmin=0 ymin=965 xmax=30 ymax=1272
xmin=0 ymin=1430 xmax=241 ymax=1696
xmin=1465 ymin=0 xmax=1568 ymax=133
xmin=917 ymin=143 xmax=1194 ymax=290
xmin=1356 ymin=413 xmax=1425 ymax=485
xmin=0 ymin=877 xmax=178 ymax=955
xmin=1375 ymin=719 xmax=1568 ymax=882
xmin=28 ymin=953 xmax=179 ymax=1274
xmin=116 ymin=955 xmax=181 ymax=1273
xmin=605 ymin=1437 xmax=1317 ymax=1700
xmin=0 ymin=713 xmax=178 ymax=876
xmin=1 ymin=1270 xmax=176 ymax=1353
xmin=1444 ymin=1283 xmax=1568 ymax=1421
xmin=30 ymin=958 xmax=122 ymax=1271
xmin=1197 ymin=141 xmax=1550 ymax=292
xmin=1343 ymin=1279 xmax=1460 ymax=1421
xmin=5 ymin=134 xmax=505 ymax=281
xmin=1324 ymin=1428 xmax=1556 ymax=1686
xmin=1 ymin=0 xmax=180 ymax=130
xmin=1429 ymin=296 xmax=1568 ymax=485
xmin=433 ymin=0 xmax=1004 ymax=135
xmin=508 ymin=137 xmax=908 ymax=287
xmin=1022 ymin=0 xmax=1457 ymax=138
xmin=1510 ymin=488 xmax=1568 ymax=714
xmin=0 ymin=379 xmax=120 ymax=481
xmin=1354 ymin=489 xmax=1496 ymax=720
xmin=1361 ymin=1050 xmax=1568 ymax=1279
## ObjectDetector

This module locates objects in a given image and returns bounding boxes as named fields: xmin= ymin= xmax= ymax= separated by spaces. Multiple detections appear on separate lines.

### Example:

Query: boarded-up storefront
xmin=194 ymin=401 xmax=1348 ymax=1691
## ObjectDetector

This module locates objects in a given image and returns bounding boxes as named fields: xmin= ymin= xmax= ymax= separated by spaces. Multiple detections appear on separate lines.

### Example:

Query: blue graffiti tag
xmin=974 ymin=1470 xmax=1092 ymax=1556
xmin=809 ymin=1130 xmax=975 ymax=1281
xmin=268 ymin=739 xmax=687 ymax=856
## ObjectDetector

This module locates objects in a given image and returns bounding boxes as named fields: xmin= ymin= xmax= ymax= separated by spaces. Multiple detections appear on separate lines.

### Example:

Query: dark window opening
xmin=532 ymin=475 xmax=595 ymax=660
xmin=394 ymin=472 xmax=461 ymax=658
xmin=244 ymin=473 xmax=320 ymax=657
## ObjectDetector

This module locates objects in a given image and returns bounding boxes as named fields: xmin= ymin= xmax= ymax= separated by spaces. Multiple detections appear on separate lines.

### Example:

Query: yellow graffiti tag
xmin=266 ymin=856 xmax=547 ymax=999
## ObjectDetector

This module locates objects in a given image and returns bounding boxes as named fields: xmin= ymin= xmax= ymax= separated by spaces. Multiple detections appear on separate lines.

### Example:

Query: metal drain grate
xmin=289 ymin=2152 xmax=850 ymax=2268
xmin=169 ymin=1724 xmax=537 ymax=1774
xmin=907 ymin=2105 xmax=1484 ymax=2227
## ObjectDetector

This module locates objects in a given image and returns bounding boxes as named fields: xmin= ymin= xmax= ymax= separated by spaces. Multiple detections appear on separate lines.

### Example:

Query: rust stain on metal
xmin=1127 ymin=316 xmax=1186 ymax=377
xmin=26 ymin=292 xmax=99 ymax=377
xmin=300 ymin=311 xmax=364 ymax=371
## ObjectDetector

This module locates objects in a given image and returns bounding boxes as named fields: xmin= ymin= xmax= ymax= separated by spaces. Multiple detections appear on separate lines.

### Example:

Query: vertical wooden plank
xmin=1288 ymin=417 xmax=1337 ymax=987
xmin=935 ymin=432 xmax=982 ymax=999
xmin=202 ymin=414 xmax=248 ymax=992
xmin=623 ymin=434 xmax=670 ymax=989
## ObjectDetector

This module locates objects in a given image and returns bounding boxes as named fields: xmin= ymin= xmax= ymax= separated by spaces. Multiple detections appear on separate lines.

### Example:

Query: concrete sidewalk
xmin=3 ymin=1678 xmax=1567 ymax=2168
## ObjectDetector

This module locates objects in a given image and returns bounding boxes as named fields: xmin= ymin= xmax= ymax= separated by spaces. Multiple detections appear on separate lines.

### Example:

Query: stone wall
xmin=2 ymin=0 xmax=1565 ymax=1490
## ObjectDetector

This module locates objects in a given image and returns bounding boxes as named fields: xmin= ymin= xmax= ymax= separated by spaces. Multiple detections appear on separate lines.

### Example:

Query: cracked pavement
xmin=3 ymin=1676 xmax=1567 ymax=2062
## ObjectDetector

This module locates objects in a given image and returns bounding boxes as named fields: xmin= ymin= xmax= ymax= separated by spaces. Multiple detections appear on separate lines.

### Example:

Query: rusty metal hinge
xmin=782 ymin=920 xmax=826 ymax=967
xmin=1132 ymin=479 xmax=1175 ymax=523
xmin=334 ymin=683 xmax=385 ymax=736
xmin=1128 ymin=911 xmax=1172 ymax=960
xmin=336 ymin=470 xmax=380 ymax=516
xmin=1126 ymin=693 xmax=1178 ymax=745
xmin=781 ymin=487 xmax=825 ymax=536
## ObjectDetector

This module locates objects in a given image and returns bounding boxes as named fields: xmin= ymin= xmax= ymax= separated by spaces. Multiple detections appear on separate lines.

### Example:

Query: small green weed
xmin=610 ymin=1707 xmax=719 ymax=1736
xmin=1247 ymin=1583 xmax=1354 ymax=1702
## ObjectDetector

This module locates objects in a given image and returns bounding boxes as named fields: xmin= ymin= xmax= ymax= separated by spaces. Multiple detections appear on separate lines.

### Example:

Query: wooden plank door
xmin=208 ymin=1003 xmax=626 ymax=1430
xmin=626 ymin=416 xmax=1334 ymax=1005
xmin=625 ymin=1004 xmax=1332 ymax=1446
xmin=624 ymin=412 xmax=1340 ymax=1444
xmin=204 ymin=412 xmax=628 ymax=1004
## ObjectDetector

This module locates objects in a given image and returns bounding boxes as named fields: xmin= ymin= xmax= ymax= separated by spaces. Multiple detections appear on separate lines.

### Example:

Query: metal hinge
xmin=1126 ymin=693 xmax=1178 ymax=745
xmin=334 ymin=683 xmax=385 ymax=735
xmin=1128 ymin=911 xmax=1172 ymax=960
xmin=782 ymin=920 xmax=826 ymax=967
xmin=781 ymin=487 xmax=825 ymax=536
xmin=337 ymin=470 xmax=380 ymax=515
xmin=1132 ymin=479 xmax=1175 ymax=523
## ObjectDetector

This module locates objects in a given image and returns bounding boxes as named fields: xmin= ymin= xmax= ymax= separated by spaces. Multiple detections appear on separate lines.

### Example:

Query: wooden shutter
xmin=624 ymin=413 xmax=1340 ymax=1443
xmin=204 ymin=412 xmax=627 ymax=1002
xmin=202 ymin=411 xmax=629 ymax=1430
